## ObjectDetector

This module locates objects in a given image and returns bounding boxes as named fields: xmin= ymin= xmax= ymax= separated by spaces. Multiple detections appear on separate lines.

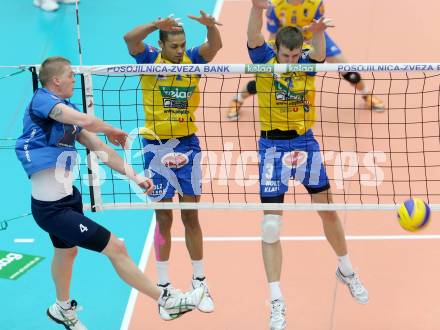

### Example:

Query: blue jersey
xmin=15 ymin=88 xmax=82 ymax=177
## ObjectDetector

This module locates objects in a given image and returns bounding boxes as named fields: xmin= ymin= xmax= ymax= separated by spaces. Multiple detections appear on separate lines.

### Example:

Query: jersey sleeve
xmin=131 ymin=43 xmax=160 ymax=64
xmin=299 ymin=49 xmax=320 ymax=76
xmin=69 ymin=103 xmax=83 ymax=133
xmin=31 ymin=89 xmax=63 ymax=119
xmin=248 ymin=42 xmax=276 ymax=64
xmin=186 ymin=46 xmax=207 ymax=64
xmin=266 ymin=4 xmax=280 ymax=33
xmin=314 ymin=1 xmax=325 ymax=20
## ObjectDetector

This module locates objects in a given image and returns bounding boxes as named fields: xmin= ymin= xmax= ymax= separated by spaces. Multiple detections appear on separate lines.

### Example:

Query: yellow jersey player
xmin=247 ymin=1 xmax=369 ymax=329
xmin=124 ymin=12 xmax=222 ymax=320
xmin=227 ymin=0 xmax=384 ymax=120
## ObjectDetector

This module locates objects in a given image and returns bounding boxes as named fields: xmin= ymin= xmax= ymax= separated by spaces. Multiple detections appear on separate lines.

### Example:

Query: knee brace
xmin=246 ymin=80 xmax=257 ymax=95
xmin=342 ymin=72 xmax=361 ymax=84
xmin=261 ymin=214 xmax=282 ymax=243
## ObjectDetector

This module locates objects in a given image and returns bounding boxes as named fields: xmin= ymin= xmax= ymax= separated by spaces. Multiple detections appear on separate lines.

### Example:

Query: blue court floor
xmin=0 ymin=0 xmax=217 ymax=329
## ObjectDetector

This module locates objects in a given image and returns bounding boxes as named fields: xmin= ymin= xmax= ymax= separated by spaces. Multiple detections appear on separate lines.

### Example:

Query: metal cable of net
xmin=28 ymin=63 xmax=440 ymax=211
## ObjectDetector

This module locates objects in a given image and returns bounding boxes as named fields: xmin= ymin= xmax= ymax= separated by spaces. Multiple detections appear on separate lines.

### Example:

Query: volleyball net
xmin=26 ymin=63 xmax=440 ymax=211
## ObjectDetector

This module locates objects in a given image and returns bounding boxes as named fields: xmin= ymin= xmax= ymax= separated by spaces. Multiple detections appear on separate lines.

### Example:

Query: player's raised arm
xmin=189 ymin=10 xmax=222 ymax=62
xmin=248 ymin=0 xmax=270 ymax=48
xmin=306 ymin=16 xmax=335 ymax=62
xmin=124 ymin=15 xmax=183 ymax=56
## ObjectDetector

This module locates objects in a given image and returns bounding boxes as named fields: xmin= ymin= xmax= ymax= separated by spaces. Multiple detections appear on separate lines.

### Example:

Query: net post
xmin=29 ymin=66 xmax=38 ymax=92
xmin=80 ymin=72 xmax=103 ymax=212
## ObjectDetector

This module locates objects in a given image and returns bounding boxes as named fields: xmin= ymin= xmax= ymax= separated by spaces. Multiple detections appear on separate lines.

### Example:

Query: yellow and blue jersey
xmin=248 ymin=42 xmax=318 ymax=134
xmin=266 ymin=0 xmax=341 ymax=56
xmin=266 ymin=0 xmax=324 ymax=40
xmin=132 ymin=44 xmax=206 ymax=140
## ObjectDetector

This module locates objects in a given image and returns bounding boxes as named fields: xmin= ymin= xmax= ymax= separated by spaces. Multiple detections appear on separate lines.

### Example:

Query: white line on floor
xmin=171 ymin=234 xmax=440 ymax=242
xmin=13 ymin=238 xmax=35 ymax=243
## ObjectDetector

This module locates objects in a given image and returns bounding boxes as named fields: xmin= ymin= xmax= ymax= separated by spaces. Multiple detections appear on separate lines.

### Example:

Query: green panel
xmin=0 ymin=250 xmax=44 ymax=280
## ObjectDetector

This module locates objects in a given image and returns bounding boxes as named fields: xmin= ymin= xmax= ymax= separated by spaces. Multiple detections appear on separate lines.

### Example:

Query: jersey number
xmin=79 ymin=224 xmax=88 ymax=233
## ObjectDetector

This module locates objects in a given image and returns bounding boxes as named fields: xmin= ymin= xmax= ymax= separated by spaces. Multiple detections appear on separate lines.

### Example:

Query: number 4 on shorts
xmin=79 ymin=224 xmax=88 ymax=233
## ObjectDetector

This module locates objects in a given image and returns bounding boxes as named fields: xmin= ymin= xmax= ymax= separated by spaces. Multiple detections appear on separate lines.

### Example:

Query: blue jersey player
xmin=15 ymin=57 xmax=203 ymax=329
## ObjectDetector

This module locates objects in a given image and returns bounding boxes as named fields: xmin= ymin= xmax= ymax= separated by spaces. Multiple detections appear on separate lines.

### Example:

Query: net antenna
xmin=73 ymin=0 xmax=103 ymax=211
xmin=74 ymin=0 xmax=83 ymax=67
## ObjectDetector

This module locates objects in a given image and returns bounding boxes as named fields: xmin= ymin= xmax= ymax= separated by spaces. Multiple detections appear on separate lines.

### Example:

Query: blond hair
xmin=39 ymin=56 xmax=71 ymax=87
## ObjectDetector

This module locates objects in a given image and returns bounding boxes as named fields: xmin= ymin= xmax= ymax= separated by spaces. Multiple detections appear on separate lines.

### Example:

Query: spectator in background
xmin=34 ymin=0 xmax=79 ymax=12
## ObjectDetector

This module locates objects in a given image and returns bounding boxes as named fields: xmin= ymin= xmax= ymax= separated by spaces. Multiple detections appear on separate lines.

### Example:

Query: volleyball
xmin=397 ymin=198 xmax=431 ymax=232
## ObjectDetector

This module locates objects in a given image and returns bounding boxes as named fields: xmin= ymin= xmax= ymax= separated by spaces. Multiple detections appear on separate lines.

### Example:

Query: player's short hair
xmin=275 ymin=26 xmax=304 ymax=51
xmin=159 ymin=28 xmax=185 ymax=43
xmin=39 ymin=56 xmax=71 ymax=87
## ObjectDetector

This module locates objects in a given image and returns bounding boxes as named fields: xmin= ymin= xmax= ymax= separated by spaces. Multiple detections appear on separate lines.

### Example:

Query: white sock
xmin=269 ymin=282 xmax=283 ymax=301
xmin=192 ymin=259 xmax=205 ymax=279
xmin=156 ymin=260 xmax=170 ymax=285
xmin=338 ymin=255 xmax=354 ymax=276
xmin=236 ymin=92 xmax=244 ymax=102
xmin=359 ymin=86 xmax=369 ymax=95
xmin=56 ymin=299 xmax=71 ymax=310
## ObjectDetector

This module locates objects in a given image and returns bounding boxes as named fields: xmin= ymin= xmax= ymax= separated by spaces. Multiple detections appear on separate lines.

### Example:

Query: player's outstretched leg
xmin=311 ymin=190 xmax=369 ymax=304
xmin=327 ymin=54 xmax=385 ymax=112
xmin=261 ymin=211 xmax=286 ymax=330
xmin=227 ymin=80 xmax=257 ymax=120
xmin=341 ymin=72 xmax=385 ymax=112
xmin=102 ymin=234 xmax=203 ymax=320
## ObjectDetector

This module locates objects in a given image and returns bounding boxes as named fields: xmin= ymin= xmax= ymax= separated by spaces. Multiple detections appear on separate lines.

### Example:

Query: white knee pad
xmin=261 ymin=214 xmax=282 ymax=243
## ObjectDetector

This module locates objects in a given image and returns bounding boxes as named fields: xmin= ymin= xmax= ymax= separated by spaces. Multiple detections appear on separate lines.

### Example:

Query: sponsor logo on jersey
xmin=282 ymin=150 xmax=308 ymax=168
xmin=273 ymin=80 xmax=310 ymax=111
xmin=160 ymin=152 xmax=189 ymax=169
xmin=159 ymin=86 xmax=195 ymax=109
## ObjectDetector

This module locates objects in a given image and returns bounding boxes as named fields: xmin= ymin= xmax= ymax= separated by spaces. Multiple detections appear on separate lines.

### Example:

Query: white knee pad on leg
xmin=261 ymin=214 xmax=282 ymax=243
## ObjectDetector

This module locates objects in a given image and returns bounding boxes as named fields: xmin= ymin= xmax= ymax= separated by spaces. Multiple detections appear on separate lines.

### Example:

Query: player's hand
xmin=105 ymin=127 xmax=129 ymax=149
xmin=188 ymin=10 xmax=222 ymax=27
xmin=252 ymin=0 xmax=271 ymax=9
xmin=136 ymin=176 xmax=155 ymax=194
xmin=304 ymin=17 xmax=335 ymax=34
xmin=154 ymin=14 xmax=183 ymax=32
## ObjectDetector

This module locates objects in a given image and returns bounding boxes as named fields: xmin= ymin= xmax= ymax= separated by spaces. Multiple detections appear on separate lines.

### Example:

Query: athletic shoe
xmin=269 ymin=299 xmax=286 ymax=330
xmin=227 ymin=98 xmax=243 ymax=120
xmin=363 ymin=95 xmax=385 ymax=112
xmin=33 ymin=0 xmax=59 ymax=11
xmin=191 ymin=276 xmax=214 ymax=313
xmin=158 ymin=285 xmax=204 ymax=321
xmin=157 ymin=283 xmax=181 ymax=320
xmin=58 ymin=0 xmax=80 ymax=4
xmin=47 ymin=300 xmax=87 ymax=330
xmin=336 ymin=267 xmax=369 ymax=304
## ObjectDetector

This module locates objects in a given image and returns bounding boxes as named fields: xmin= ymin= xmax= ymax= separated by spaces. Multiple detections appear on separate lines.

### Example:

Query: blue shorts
xmin=259 ymin=130 xmax=330 ymax=197
xmin=325 ymin=32 xmax=342 ymax=58
xmin=142 ymin=134 xmax=202 ymax=201
xmin=31 ymin=186 xmax=111 ymax=251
